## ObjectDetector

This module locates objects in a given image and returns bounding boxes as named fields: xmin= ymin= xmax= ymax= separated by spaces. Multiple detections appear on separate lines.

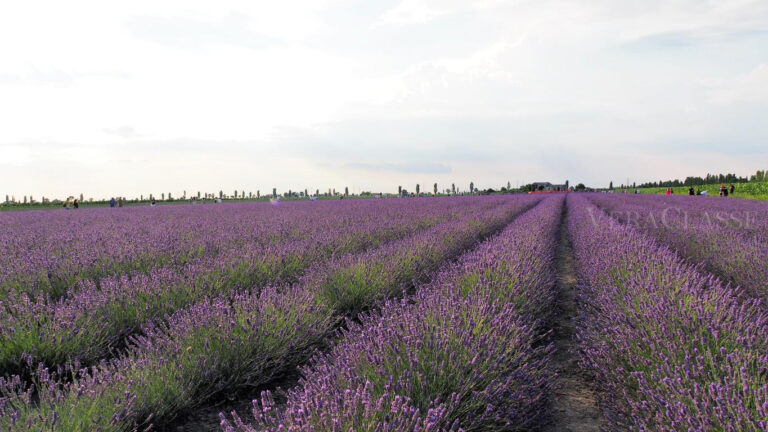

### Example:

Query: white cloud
xmin=378 ymin=0 xmax=448 ymax=25
xmin=706 ymin=64 xmax=768 ymax=105
xmin=0 ymin=145 xmax=33 ymax=166
xmin=1 ymin=0 xmax=767 ymax=198
xmin=103 ymin=126 xmax=142 ymax=138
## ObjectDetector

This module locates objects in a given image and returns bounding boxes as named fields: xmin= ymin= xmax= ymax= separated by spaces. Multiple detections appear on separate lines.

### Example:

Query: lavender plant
xmin=586 ymin=193 xmax=768 ymax=299
xmin=567 ymin=194 xmax=768 ymax=431
xmin=0 ymin=199 xmax=467 ymax=376
xmin=221 ymin=196 xmax=563 ymax=431
xmin=0 ymin=196 xmax=540 ymax=431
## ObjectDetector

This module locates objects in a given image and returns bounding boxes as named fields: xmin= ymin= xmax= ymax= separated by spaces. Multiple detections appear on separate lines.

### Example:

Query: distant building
xmin=531 ymin=182 xmax=568 ymax=191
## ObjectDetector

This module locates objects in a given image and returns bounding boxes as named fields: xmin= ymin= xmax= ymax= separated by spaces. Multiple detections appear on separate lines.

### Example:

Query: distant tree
xmin=469 ymin=182 xmax=474 ymax=194
xmin=416 ymin=184 xmax=420 ymax=195
xmin=398 ymin=186 xmax=402 ymax=196
xmin=433 ymin=183 xmax=438 ymax=195
xmin=565 ymin=180 xmax=569 ymax=190
xmin=575 ymin=183 xmax=586 ymax=191
xmin=305 ymin=189 xmax=308 ymax=197
xmin=219 ymin=190 xmax=223 ymax=199
xmin=257 ymin=190 xmax=260 ymax=199
xmin=273 ymin=188 xmax=277 ymax=198
xmin=609 ymin=181 xmax=613 ymax=190
xmin=4 ymin=195 xmax=8 ymax=204
xmin=168 ymin=192 xmax=173 ymax=201
xmin=80 ymin=193 xmax=84 ymax=202
xmin=162 ymin=193 xmax=165 ymax=200
xmin=507 ymin=181 xmax=511 ymax=190
xmin=345 ymin=186 xmax=349 ymax=196
xmin=451 ymin=183 xmax=456 ymax=194
xmin=316 ymin=189 xmax=319 ymax=197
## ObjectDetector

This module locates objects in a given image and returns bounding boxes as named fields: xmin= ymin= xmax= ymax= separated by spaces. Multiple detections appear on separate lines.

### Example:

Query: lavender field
xmin=1 ymin=194 xmax=767 ymax=431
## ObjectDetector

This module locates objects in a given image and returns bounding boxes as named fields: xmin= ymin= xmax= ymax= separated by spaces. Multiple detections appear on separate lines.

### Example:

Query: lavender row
xmin=221 ymin=195 xmax=563 ymax=432
xmin=586 ymin=193 xmax=768 ymax=299
xmin=0 ymin=203 xmax=303 ymax=300
xmin=0 ymin=196 xmax=540 ymax=431
xmin=0 ymin=198 xmax=473 ymax=376
xmin=0 ymin=200 xmax=454 ymax=300
xmin=567 ymin=194 xmax=768 ymax=431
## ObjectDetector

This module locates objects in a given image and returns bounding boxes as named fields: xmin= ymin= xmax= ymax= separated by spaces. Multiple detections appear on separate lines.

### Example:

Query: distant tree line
xmin=751 ymin=170 xmax=767 ymax=182
xmin=637 ymin=172 xmax=751 ymax=188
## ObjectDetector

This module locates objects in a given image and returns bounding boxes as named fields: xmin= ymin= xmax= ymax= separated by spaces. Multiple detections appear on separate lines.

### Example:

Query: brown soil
xmin=543 ymin=202 xmax=602 ymax=432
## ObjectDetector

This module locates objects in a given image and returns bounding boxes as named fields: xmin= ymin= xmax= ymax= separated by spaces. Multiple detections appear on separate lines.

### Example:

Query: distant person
xmin=696 ymin=188 xmax=701 ymax=195
xmin=118 ymin=198 xmax=123 ymax=207
xmin=688 ymin=186 xmax=694 ymax=196
xmin=73 ymin=199 xmax=79 ymax=209
xmin=62 ymin=201 xmax=69 ymax=210
xmin=723 ymin=187 xmax=728 ymax=197
xmin=719 ymin=184 xmax=725 ymax=197
xmin=150 ymin=198 xmax=157 ymax=207
xmin=729 ymin=184 xmax=735 ymax=195
xmin=665 ymin=188 xmax=671 ymax=196
xmin=109 ymin=197 xmax=116 ymax=208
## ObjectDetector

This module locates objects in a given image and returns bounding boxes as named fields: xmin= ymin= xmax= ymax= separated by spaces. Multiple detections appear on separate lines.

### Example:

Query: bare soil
xmin=543 ymin=202 xmax=602 ymax=432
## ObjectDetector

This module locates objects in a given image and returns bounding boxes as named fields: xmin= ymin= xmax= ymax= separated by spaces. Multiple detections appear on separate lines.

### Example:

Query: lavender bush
xmin=0 ymin=196 xmax=539 ymax=431
xmin=0 ymin=199 xmax=465 ymax=300
xmin=568 ymin=194 xmax=768 ymax=431
xmin=221 ymin=196 xmax=563 ymax=432
xmin=0 ymin=198 xmax=471 ymax=375
xmin=586 ymin=193 xmax=768 ymax=299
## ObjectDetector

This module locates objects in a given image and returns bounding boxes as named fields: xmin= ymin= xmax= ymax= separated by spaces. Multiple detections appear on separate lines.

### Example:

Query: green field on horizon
xmin=637 ymin=181 xmax=768 ymax=201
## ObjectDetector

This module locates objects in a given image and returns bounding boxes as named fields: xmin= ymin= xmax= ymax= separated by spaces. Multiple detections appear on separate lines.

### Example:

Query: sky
xmin=1 ymin=0 xmax=767 ymax=200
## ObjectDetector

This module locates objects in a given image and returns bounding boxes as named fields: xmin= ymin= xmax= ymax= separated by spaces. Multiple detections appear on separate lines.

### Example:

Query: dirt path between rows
xmin=543 ymin=201 xmax=602 ymax=432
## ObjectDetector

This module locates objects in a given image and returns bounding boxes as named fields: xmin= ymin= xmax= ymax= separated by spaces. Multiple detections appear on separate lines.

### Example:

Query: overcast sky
xmin=2 ymin=0 xmax=767 ymax=199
